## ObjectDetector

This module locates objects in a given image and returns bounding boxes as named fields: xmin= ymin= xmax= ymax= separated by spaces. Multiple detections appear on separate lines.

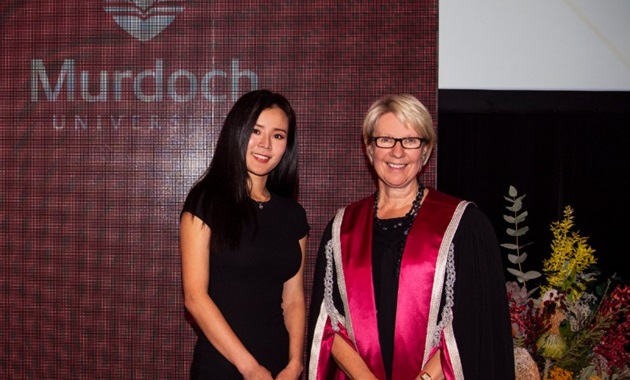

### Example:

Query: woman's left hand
xmin=274 ymin=360 xmax=303 ymax=380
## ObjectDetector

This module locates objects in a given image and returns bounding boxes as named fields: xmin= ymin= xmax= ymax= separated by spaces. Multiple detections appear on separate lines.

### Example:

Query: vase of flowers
xmin=502 ymin=186 xmax=629 ymax=380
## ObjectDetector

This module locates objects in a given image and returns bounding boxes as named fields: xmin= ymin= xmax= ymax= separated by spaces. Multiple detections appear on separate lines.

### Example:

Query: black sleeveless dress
xmin=183 ymin=192 xmax=309 ymax=379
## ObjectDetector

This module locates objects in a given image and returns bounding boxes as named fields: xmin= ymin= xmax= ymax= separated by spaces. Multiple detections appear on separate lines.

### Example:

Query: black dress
xmin=183 ymin=192 xmax=309 ymax=379
xmin=308 ymin=206 xmax=515 ymax=379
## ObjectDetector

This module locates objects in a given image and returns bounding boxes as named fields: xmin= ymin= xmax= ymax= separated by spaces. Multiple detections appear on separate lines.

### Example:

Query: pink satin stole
xmin=339 ymin=189 xmax=460 ymax=379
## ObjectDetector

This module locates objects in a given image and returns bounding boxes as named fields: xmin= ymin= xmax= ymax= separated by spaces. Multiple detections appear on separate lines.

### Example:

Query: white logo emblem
xmin=104 ymin=0 xmax=184 ymax=42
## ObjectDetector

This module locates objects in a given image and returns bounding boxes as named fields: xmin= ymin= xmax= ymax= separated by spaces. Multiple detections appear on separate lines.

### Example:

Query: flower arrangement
xmin=502 ymin=186 xmax=629 ymax=380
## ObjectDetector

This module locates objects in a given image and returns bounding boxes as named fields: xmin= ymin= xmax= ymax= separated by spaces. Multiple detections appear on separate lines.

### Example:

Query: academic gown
xmin=308 ymin=188 xmax=515 ymax=379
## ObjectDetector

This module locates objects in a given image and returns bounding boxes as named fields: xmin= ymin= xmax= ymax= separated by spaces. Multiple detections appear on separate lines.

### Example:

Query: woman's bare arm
xmin=275 ymin=236 xmax=308 ymax=379
xmin=180 ymin=212 xmax=272 ymax=379
xmin=331 ymin=334 xmax=378 ymax=380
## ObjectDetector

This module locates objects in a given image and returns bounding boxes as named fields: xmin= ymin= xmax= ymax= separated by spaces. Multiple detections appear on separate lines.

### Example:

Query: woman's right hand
xmin=242 ymin=363 xmax=274 ymax=380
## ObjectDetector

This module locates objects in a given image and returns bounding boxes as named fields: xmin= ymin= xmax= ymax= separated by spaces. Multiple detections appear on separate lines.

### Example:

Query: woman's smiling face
xmin=245 ymin=106 xmax=289 ymax=179
xmin=367 ymin=112 xmax=426 ymax=191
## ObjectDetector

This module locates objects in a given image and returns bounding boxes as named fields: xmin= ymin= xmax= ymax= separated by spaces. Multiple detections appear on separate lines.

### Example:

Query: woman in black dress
xmin=181 ymin=90 xmax=309 ymax=379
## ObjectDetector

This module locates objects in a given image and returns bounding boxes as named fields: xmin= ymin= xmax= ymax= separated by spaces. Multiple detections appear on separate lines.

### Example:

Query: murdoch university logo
xmin=33 ymin=0 xmax=259 ymax=132
xmin=104 ymin=0 xmax=184 ymax=42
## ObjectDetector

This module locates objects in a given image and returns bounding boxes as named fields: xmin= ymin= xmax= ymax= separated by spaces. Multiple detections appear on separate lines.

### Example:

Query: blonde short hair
xmin=362 ymin=94 xmax=436 ymax=152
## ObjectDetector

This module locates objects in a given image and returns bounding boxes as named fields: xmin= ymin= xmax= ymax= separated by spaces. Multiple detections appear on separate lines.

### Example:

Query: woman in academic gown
xmin=308 ymin=94 xmax=515 ymax=380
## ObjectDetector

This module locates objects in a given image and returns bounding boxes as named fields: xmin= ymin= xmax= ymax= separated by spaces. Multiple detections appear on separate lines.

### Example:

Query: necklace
xmin=374 ymin=181 xmax=425 ymax=276
xmin=252 ymin=192 xmax=270 ymax=209
xmin=373 ymin=181 xmax=425 ymax=235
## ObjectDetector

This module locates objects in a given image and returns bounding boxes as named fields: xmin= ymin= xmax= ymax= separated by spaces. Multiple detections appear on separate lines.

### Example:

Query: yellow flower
xmin=547 ymin=366 xmax=573 ymax=380
xmin=541 ymin=206 xmax=596 ymax=301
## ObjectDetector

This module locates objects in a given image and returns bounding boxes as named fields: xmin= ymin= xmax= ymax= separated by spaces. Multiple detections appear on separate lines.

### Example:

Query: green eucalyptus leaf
xmin=526 ymin=287 xmax=539 ymax=298
xmin=523 ymin=271 xmax=542 ymax=280
xmin=507 ymin=226 xmax=529 ymax=237
xmin=507 ymin=268 xmax=524 ymax=277
xmin=508 ymin=186 xmax=517 ymax=197
xmin=506 ymin=204 xmax=521 ymax=212
xmin=508 ymin=254 xmax=528 ymax=264
xmin=514 ymin=253 xmax=528 ymax=264
xmin=500 ymin=243 xmax=519 ymax=250
xmin=503 ymin=215 xmax=516 ymax=223
xmin=514 ymin=211 xmax=528 ymax=223
xmin=506 ymin=198 xmax=523 ymax=212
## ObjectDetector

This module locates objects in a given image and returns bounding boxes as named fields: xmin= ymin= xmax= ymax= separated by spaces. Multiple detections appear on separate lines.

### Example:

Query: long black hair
xmin=187 ymin=89 xmax=298 ymax=252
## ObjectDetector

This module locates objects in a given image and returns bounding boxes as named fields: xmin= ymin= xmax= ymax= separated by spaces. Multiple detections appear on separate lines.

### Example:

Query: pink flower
xmin=507 ymin=281 xmax=529 ymax=306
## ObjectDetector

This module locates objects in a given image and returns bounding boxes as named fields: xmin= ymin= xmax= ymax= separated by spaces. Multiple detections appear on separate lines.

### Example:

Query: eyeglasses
xmin=371 ymin=136 xmax=426 ymax=149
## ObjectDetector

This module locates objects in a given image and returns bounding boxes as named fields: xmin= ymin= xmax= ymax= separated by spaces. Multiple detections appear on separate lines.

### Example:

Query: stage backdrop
xmin=0 ymin=1 xmax=437 ymax=377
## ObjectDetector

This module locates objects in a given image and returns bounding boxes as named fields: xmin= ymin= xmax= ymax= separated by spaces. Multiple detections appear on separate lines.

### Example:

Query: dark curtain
xmin=437 ymin=90 xmax=630 ymax=283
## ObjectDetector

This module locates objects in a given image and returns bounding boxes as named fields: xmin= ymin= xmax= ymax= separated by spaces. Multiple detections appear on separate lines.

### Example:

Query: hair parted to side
xmin=187 ymin=89 xmax=298 ymax=252
xmin=362 ymin=94 xmax=436 ymax=160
